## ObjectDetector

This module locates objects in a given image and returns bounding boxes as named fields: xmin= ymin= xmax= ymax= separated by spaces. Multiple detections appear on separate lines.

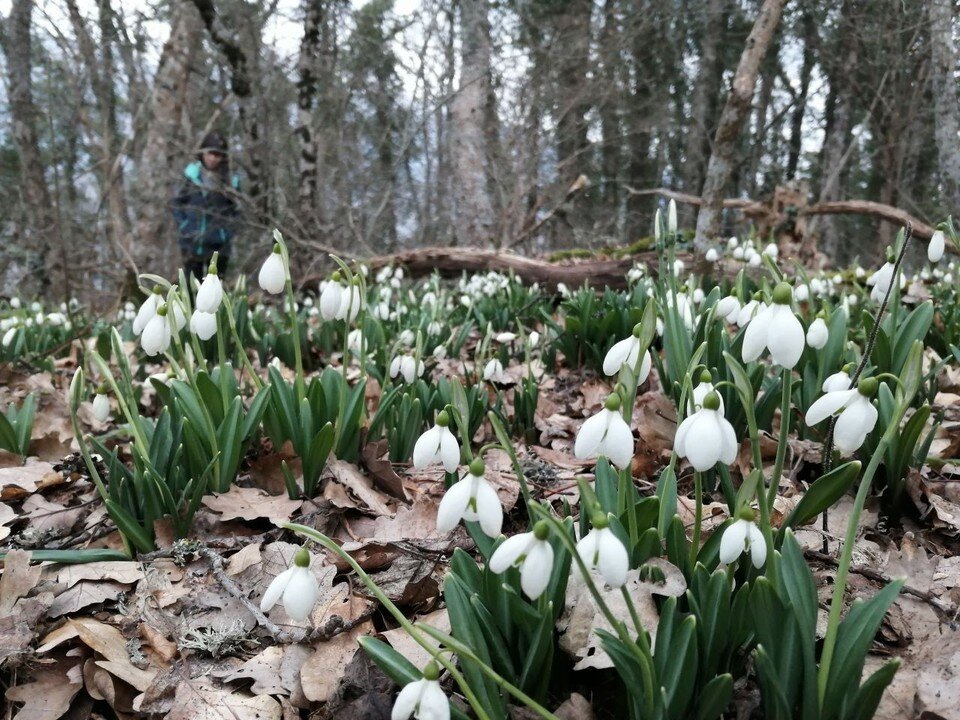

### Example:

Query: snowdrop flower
xmin=427 ymin=321 xmax=442 ymax=336
xmin=495 ymin=331 xmax=517 ymax=343
xmin=347 ymin=329 xmax=366 ymax=355
xmin=673 ymin=258 xmax=686 ymax=275
xmin=141 ymin=305 xmax=172 ymax=356
xmin=92 ymin=389 xmax=110 ymax=423
xmin=763 ymin=242 xmax=779 ymax=259
xmin=389 ymin=354 xmax=424 ymax=384
xmin=705 ymin=248 xmax=720 ymax=262
xmin=436 ymin=457 xmax=502 ymax=537
xmin=692 ymin=288 xmax=705 ymax=305
xmin=806 ymin=317 xmax=828 ymax=349
xmin=398 ymin=329 xmax=416 ymax=346
xmin=929 ymin=230 xmax=946 ymax=263
xmin=719 ymin=513 xmax=767 ymax=569
xmin=432 ymin=344 xmax=447 ymax=360
xmin=866 ymin=262 xmax=898 ymax=303
xmin=9 ymin=297 xmax=20 ymax=309
xmin=190 ymin=309 xmax=218 ymax=341
xmin=528 ymin=330 xmax=540 ymax=348
xmin=805 ymin=377 xmax=879 ymax=455
xmin=2 ymin=327 xmax=17 ymax=347
xmin=674 ymin=391 xmax=738 ymax=471
xmin=258 ymin=245 xmax=287 ymax=294
xmin=854 ymin=266 xmax=866 ymax=279
xmin=488 ymin=521 xmax=554 ymax=599
xmin=727 ymin=236 xmax=739 ymax=250
xmin=715 ymin=295 xmax=741 ymax=324
xmin=823 ymin=367 xmax=852 ymax=393
xmin=556 ymin=283 xmax=570 ymax=298
xmin=132 ymin=290 xmax=162 ymax=336
xmin=654 ymin=208 xmax=663 ymax=242
xmin=748 ymin=253 xmax=762 ymax=267
xmin=483 ymin=358 xmax=507 ymax=383
xmin=793 ymin=284 xmax=810 ymax=302
xmin=667 ymin=199 xmax=678 ymax=236
xmin=733 ymin=246 xmax=745 ymax=261
xmin=574 ymin=394 xmax=634 ymax=469
xmin=391 ymin=662 xmax=449 ymax=720
xmin=576 ymin=514 xmax=628 ymax=587
xmin=690 ymin=370 xmax=724 ymax=413
xmin=319 ymin=275 xmax=346 ymax=320
xmin=742 ymin=283 xmax=804 ymax=368
xmin=195 ymin=269 xmax=223 ymax=313
xmin=337 ymin=281 xmax=363 ymax=322
xmin=603 ymin=323 xmax=652 ymax=385
xmin=413 ymin=411 xmax=460 ymax=473
xmin=260 ymin=547 xmax=320 ymax=621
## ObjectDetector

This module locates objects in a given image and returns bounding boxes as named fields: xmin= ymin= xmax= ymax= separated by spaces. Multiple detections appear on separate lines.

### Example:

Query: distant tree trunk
xmin=296 ymin=0 xmax=325 ymax=229
xmin=695 ymin=0 xmax=787 ymax=249
xmin=683 ymin=0 xmax=727 ymax=197
xmin=450 ymin=0 xmax=497 ymax=246
xmin=745 ymin=39 xmax=779 ymax=197
xmin=786 ymin=9 xmax=817 ymax=179
xmin=3 ymin=0 xmax=61 ymax=297
xmin=131 ymin=2 xmax=201 ymax=277
xmin=598 ymin=0 xmax=622 ymax=216
xmin=929 ymin=0 xmax=960 ymax=212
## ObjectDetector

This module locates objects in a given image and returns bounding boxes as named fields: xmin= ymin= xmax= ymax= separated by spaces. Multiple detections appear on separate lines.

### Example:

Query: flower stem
xmin=766 ymin=368 xmax=793 ymax=511
xmin=689 ymin=471 xmax=703 ymax=566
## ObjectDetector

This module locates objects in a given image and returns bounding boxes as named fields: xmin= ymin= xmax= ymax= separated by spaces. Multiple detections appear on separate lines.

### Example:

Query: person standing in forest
xmin=171 ymin=131 xmax=241 ymax=280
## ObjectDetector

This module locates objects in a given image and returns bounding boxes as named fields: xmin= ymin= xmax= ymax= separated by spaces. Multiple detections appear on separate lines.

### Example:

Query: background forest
xmin=0 ymin=0 xmax=958 ymax=302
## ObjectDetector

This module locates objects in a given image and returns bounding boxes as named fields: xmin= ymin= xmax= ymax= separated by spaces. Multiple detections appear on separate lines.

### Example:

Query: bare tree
xmin=929 ymin=0 xmax=960 ymax=213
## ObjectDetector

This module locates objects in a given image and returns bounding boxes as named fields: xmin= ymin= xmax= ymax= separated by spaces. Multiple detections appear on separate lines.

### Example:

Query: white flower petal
xmin=636 ymin=350 xmax=653 ymax=385
xmin=320 ymin=283 xmax=343 ymax=320
xmin=597 ymin=528 xmax=629 ymax=587
xmin=684 ymin=412 xmax=722 ymax=471
xmin=747 ymin=523 xmax=767 ymax=569
xmin=806 ymin=318 xmax=828 ymax=349
xmin=601 ymin=412 xmax=634 ymax=470
xmin=391 ymin=680 xmax=424 ymax=720
xmin=742 ymin=304 xmax=774 ymax=362
xmin=412 ymin=426 xmax=441 ymax=469
xmin=674 ymin=415 xmax=694 ymax=458
xmin=418 ymin=680 xmax=450 ymax=720
xmin=822 ymin=371 xmax=852 ymax=393
xmin=282 ymin=566 xmax=320 ymax=620
xmin=768 ymin=306 xmax=804 ymax=368
xmin=438 ymin=428 xmax=460 ymax=473
xmin=603 ymin=337 xmax=637 ymax=376
xmin=929 ymin=230 xmax=946 ymax=263
xmin=520 ymin=540 xmax=554 ymax=599
xmin=474 ymin=479 xmax=503 ymax=537
xmin=834 ymin=397 xmax=877 ymax=454
xmin=195 ymin=274 xmax=223 ymax=313
xmin=718 ymin=416 xmax=739 ymax=465
xmin=574 ymin=412 xmax=609 ymax=461
xmin=436 ymin=478 xmax=473 ymax=532
xmin=805 ymin=389 xmax=857 ymax=426
xmin=488 ymin=533 xmax=532 ymax=574
xmin=258 ymin=253 xmax=287 ymax=294
xmin=719 ymin=519 xmax=749 ymax=564
xmin=260 ymin=566 xmax=295 ymax=613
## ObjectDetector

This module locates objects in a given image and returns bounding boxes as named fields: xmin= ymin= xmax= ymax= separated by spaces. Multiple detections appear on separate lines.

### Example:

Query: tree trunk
xmin=683 ymin=0 xmax=727 ymax=198
xmin=694 ymin=0 xmax=787 ymax=250
xmin=131 ymin=2 xmax=202 ymax=277
xmin=449 ymin=0 xmax=497 ymax=246
xmin=2 ymin=0 xmax=62 ymax=298
xmin=786 ymin=9 xmax=817 ymax=179
xmin=295 ymin=0 xmax=326 ymax=230
xmin=929 ymin=0 xmax=960 ymax=212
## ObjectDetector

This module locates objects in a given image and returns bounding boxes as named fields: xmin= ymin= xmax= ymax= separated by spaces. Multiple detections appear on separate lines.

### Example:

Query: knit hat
xmin=198 ymin=131 xmax=228 ymax=156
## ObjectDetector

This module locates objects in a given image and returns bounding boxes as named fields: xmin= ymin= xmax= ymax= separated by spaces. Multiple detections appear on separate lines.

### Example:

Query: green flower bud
xmin=604 ymin=393 xmax=622 ymax=412
xmin=423 ymin=661 xmax=441 ymax=681
xmin=436 ymin=410 xmax=450 ymax=427
xmin=772 ymin=281 xmax=793 ymax=305
xmin=857 ymin=377 xmax=878 ymax=397
xmin=533 ymin=520 xmax=550 ymax=541
xmin=468 ymin=456 xmax=485 ymax=477
xmin=293 ymin=547 xmax=311 ymax=568
xmin=703 ymin=391 xmax=721 ymax=411
xmin=698 ymin=369 xmax=713 ymax=384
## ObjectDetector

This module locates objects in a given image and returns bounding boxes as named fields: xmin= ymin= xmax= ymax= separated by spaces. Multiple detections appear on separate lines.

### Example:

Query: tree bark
xmin=295 ymin=0 xmax=326 ymax=229
xmin=786 ymin=9 xmax=817 ymax=179
xmin=694 ymin=0 xmax=787 ymax=250
xmin=131 ymin=1 xmax=202 ymax=277
xmin=3 ymin=0 xmax=62 ymax=297
xmin=929 ymin=0 xmax=960 ymax=212
xmin=449 ymin=0 xmax=497 ymax=246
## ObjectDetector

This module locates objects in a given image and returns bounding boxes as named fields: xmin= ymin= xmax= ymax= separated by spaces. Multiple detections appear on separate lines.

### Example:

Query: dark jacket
xmin=171 ymin=162 xmax=241 ymax=258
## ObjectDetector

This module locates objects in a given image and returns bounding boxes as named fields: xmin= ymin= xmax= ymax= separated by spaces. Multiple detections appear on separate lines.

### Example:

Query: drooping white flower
xmin=805 ymin=377 xmax=879 ymax=455
xmin=735 ymin=298 xmax=763 ymax=327
xmin=190 ymin=309 xmax=218 ymax=340
xmin=866 ymin=262 xmax=904 ymax=303
xmin=432 ymin=344 xmax=447 ymax=360
xmin=742 ymin=282 xmax=805 ymax=368
xmin=2 ymin=327 xmax=17 ymax=347
xmin=822 ymin=369 xmax=852 ymax=393
xmin=929 ymin=230 xmax=946 ymax=263
xmin=705 ymin=248 xmax=720 ymax=262
xmin=674 ymin=391 xmax=738 ymax=472
xmin=195 ymin=272 xmax=224 ymax=313
xmin=692 ymin=288 xmax=705 ymax=305
xmin=727 ymin=236 xmax=739 ymax=250
xmin=132 ymin=291 xmax=162 ymax=336
xmin=389 ymin=354 xmax=424 ymax=384
xmin=495 ymin=332 xmax=517 ymax=343
xmin=169 ymin=301 xmax=187 ymax=332
xmin=667 ymin=199 xmax=677 ymax=236
xmin=719 ymin=516 xmax=767 ymax=569
xmin=141 ymin=306 xmax=172 ymax=356
xmin=576 ymin=517 xmax=628 ymax=587
xmin=690 ymin=371 xmax=724 ymax=413
xmin=319 ymin=277 xmax=345 ymax=319
xmin=602 ymin=325 xmax=652 ymax=385
xmin=715 ymin=296 xmax=741 ymax=324
xmin=258 ymin=247 xmax=287 ymax=294
xmin=9 ymin=298 xmax=20 ymax=309
xmin=391 ymin=665 xmax=449 ymax=720
xmin=733 ymin=246 xmax=745 ymax=261
xmin=92 ymin=392 xmax=110 ymax=422
xmin=793 ymin=284 xmax=810 ymax=302
xmin=574 ymin=394 xmax=634 ymax=470
xmin=436 ymin=457 xmax=502 ymax=537
xmin=528 ymin=330 xmax=540 ymax=348
xmin=488 ymin=522 xmax=554 ymax=599
xmin=763 ymin=242 xmax=779 ymax=259
xmin=337 ymin=282 xmax=363 ymax=322
xmin=483 ymin=358 xmax=507 ymax=383
xmin=748 ymin=253 xmax=762 ymax=267
xmin=806 ymin=317 xmax=829 ymax=349
xmin=413 ymin=411 xmax=460 ymax=473
xmin=260 ymin=547 xmax=320 ymax=621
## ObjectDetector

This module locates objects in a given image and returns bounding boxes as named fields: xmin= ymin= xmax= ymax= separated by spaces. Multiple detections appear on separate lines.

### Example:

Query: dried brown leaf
xmin=201 ymin=485 xmax=303 ymax=525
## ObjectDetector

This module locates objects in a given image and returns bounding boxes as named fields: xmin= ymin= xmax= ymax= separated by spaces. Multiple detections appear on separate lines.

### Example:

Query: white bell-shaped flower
xmin=742 ymin=283 xmax=804 ymax=368
xmin=667 ymin=199 xmax=678 ymax=236
xmin=793 ymin=284 xmax=810 ymax=302
xmin=805 ymin=377 xmax=879 ymax=455
xmin=574 ymin=394 xmax=634 ymax=470
xmin=337 ymin=282 xmax=363 ymax=322
xmin=690 ymin=371 xmax=724 ymax=413
xmin=488 ymin=521 xmax=554 ymax=599
xmin=576 ymin=516 xmax=628 ymax=587
xmin=190 ymin=309 xmax=218 ymax=341
xmin=674 ymin=391 xmax=738 ymax=471
xmin=319 ymin=277 xmax=345 ymax=320
xmin=132 ymin=291 xmax=162 ymax=336
xmin=602 ymin=324 xmax=652 ymax=385
xmin=735 ymin=298 xmax=764 ymax=327
xmin=528 ymin=330 xmax=541 ymax=348
xmin=806 ymin=317 xmax=829 ymax=349
xmin=141 ymin=306 xmax=172 ymax=356
xmin=195 ymin=272 xmax=224 ymax=313
xmin=258 ymin=247 xmax=287 ymax=294
xmin=763 ymin=242 xmax=779 ymax=259
xmin=436 ymin=457 xmax=502 ymax=537
xmin=1 ymin=327 xmax=16 ymax=347
xmin=929 ymin=230 xmax=946 ymax=263
xmin=413 ymin=411 xmax=460 ymax=473
xmin=705 ymin=248 xmax=720 ymax=262
xmin=822 ymin=368 xmax=852 ymax=393
xmin=92 ymin=391 xmax=110 ymax=423
xmin=260 ymin=547 xmax=320 ymax=621
xmin=482 ymin=358 xmax=507 ymax=383
xmin=866 ymin=262 xmax=904 ymax=303
xmin=391 ymin=663 xmax=449 ymax=720
xmin=389 ymin=355 xmax=424 ymax=384
xmin=719 ymin=515 xmax=767 ymax=569
xmin=715 ymin=296 xmax=740 ymax=323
